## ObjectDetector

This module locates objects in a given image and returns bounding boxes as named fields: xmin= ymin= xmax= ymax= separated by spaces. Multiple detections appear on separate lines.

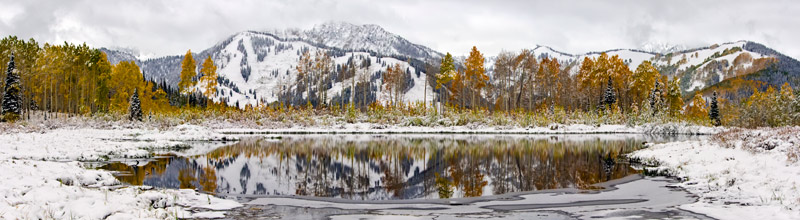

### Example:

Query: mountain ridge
xmin=100 ymin=22 xmax=800 ymax=108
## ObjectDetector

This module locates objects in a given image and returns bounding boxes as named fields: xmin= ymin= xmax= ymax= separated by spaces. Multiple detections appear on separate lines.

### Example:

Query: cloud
xmin=1 ymin=0 xmax=799 ymax=60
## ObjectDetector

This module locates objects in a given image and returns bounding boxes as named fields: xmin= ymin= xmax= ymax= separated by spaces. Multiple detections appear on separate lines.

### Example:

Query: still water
xmin=101 ymin=134 xmax=695 ymax=200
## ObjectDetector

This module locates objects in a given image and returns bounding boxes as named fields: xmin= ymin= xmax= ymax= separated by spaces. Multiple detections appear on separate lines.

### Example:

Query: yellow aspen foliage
xmin=110 ymin=61 xmax=144 ymax=112
xmin=199 ymin=55 xmax=218 ymax=99
xmin=780 ymin=83 xmax=794 ymax=101
xmin=451 ymin=69 xmax=466 ymax=107
xmin=577 ymin=56 xmax=596 ymax=93
xmin=631 ymin=61 xmax=660 ymax=105
xmin=179 ymin=50 xmax=197 ymax=94
xmin=665 ymin=77 xmax=684 ymax=115
xmin=609 ymin=55 xmax=634 ymax=109
xmin=577 ymin=53 xmax=633 ymax=110
xmin=141 ymin=81 xmax=172 ymax=114
xmin=685 ymin=93 xmax=708 ymax=120
xmin=382 ymin=63 xmax=403 ymax=106
xmin=742 ymin=87 xmax=773 ymax=126
xmin=465 ymin=46 xmax=488 ymax=108
xmin=536 ymin=57 xmax=561 ymax=107
xmin=437 ymin=53 xmax=455 ymax=90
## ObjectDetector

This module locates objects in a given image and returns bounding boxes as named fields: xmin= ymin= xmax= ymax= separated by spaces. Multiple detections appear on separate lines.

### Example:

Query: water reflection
xmin=102 ymin=135 xmax=671 ymax=200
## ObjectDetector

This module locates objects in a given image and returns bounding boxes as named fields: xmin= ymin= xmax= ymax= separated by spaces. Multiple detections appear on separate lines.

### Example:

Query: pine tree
xmin=601 ymin=76 xmax=616 ymax=107
xmin=793 ymin=89 xmax=800 ymax=124
xmin=709 ymin=91 xmax=721 ymax=126
xmin=128 ymin=88 xmax=142 ymax=121
xmin=436 ymin=53 xmax=455 ymax=110
xmin=649 ymin=81 xmax=662 ymax=116
xmin=1 ymin=53 xmax=22 ymax=122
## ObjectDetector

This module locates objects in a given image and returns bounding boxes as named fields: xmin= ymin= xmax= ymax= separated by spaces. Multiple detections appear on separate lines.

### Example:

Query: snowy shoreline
xmin=0 ymin=125 xmax=242 ymax=219
xmin=216 ymin=122 xmax=722 ymax=135
xmin=0 ymin=123 xmax=727 ymax=219
xmin=630 ymin=127 xmax=800 ymax=220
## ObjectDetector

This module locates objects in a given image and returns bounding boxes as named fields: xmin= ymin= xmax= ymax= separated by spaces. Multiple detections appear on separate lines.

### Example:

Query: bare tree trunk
xmin=423 ymin=72 xmax=427 ymax=114
xmin=515 ymin=71 xmax=525 ymax=110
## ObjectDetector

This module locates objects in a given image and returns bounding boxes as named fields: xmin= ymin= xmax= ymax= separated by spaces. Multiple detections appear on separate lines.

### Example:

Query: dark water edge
xmin=220 ymin=175 xmax=713 ymax=220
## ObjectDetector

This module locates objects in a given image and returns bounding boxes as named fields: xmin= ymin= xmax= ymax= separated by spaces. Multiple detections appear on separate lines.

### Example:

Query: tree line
xmin=0 ymin=36 xmax=230 ymax=122
xmin=427 ymin=46 xmax=799 ymax=127
xmin=2 ymin=35 xmax=798 ymax=127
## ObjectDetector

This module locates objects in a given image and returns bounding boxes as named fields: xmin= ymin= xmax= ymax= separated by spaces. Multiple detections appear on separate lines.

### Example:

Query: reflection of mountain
xmin=104 ymin=136 xmax=646 ymax=200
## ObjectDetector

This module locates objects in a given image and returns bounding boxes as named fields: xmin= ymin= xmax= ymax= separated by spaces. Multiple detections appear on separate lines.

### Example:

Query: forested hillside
xmin=2 ymin=23 xmax=800 ymax=128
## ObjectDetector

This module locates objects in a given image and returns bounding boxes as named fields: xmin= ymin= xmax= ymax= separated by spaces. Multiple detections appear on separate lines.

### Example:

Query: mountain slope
xmin=268 ymin=22 xmax=442 ymax=61
xmin=197 ymin=31 xmax=433 ymax=107
xmin=100 ymin=23 xmax=800 ymax=108
xmin=106 ymin=31 xmax=433 ymax=108
xmin=516 ymin=41 xmax=798 ymax=94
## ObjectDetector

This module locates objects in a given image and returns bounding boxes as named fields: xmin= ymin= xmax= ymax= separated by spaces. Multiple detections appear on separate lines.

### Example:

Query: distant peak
xmin=311 ymin=21 xmax=390 ymax=34
xmin=639 ymin=42 xmax=687 ymax=54
xmin=316 ymin=21 xmax=380 ymax=28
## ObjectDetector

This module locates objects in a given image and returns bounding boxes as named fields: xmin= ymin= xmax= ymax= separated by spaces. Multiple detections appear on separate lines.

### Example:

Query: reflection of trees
xmin=105 ymin=136 xmax=644 ymax=200
xmin=102 ymin=156 xmax=217 ymax=193
xmin=102 ymin=157 xmax=171 ymax=185
xmin=198 ymin=165 xmax=217 ymax=192
xmin=435 ymin=173 xmax=453 ymax=198
xmin=178 ymin=166 xmax=197 ymax=189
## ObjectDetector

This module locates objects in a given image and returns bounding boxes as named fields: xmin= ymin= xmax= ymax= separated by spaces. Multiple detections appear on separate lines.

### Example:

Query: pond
xmin=100 ymin=134 xmax=698 ymax=200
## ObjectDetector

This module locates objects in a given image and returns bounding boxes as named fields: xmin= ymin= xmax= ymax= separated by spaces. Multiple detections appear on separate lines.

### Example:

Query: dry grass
xmin=711 ymin=127 xmax=745 ymax=149
xmin=0 ymin=102 xmax=712 ymax=133
xmin=712 ymin=127 xmax=800 ymax=163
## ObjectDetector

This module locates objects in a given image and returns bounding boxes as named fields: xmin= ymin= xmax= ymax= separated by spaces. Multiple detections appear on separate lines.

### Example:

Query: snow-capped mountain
xmin=103 ymin=23 xmax=439 ymax=108
xmin=268 ymin=22 xmax=443 ymax=61
xmin=101 ymin=22 xmax=800 ymax=108
xmin=196 ymin=31 xmax=432 ymax=107
xmin=639 ymin=42 xmax=688 ymax=55
xmin=506 ymin=41 xmax=799 ymax=94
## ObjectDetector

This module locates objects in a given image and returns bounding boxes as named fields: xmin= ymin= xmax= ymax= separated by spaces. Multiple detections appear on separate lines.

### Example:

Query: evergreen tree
xmin=1 ymin=53 xmax=21 ymax=122
xmin=601 ymin=77 xmax=616 ymax=107
xmin=649 ymin=81 xmax=663 ymax=116
xmin=128 ymin=88 xmax=142 ymax=121
xmin=709 ymin=91 xmax=721 ymax=126
xmin=793 ymin=89 xmax=800 ymax=124
xmin=436 ymin=53 xmax=455 ymax=110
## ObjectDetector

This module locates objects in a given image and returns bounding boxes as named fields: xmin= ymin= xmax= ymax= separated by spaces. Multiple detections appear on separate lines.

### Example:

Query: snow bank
xmin=0 ymin=125 xmax=233 ymax=161
xmin=630 ymin=127 xmax=800 ymax=220
xmin=0 ymin=121 xmax=721 ymax=219
xmin=639 ymin=122 xmax=722 ymax=135
xmin=0 ymin=125 xmax=242 ymax=219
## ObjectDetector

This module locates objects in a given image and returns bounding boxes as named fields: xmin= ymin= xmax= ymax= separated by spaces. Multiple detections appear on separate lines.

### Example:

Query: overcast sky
xmin=1 ymin=0 xmax=798 ymax=59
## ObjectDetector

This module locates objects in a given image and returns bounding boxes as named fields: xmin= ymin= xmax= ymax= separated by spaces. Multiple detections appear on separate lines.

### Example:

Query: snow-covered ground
xmin=630 ymin=127 xmax=800 ymax=220
xmin=0 ymin=125 xmax=241 ymax=219
xmin=0 ymin=119 xmax=725 ymax=219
